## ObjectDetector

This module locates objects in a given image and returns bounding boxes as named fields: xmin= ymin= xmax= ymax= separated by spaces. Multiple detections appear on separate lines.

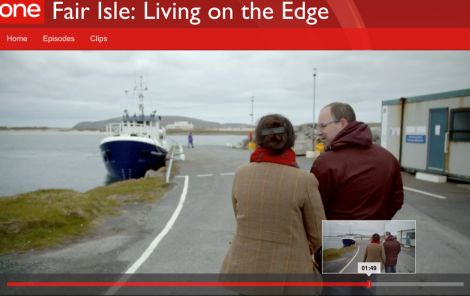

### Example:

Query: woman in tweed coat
xmin=363 ymin=233 xmax=385 ymax=271
xmin=221 ymin=114 xmax=325 ymax=275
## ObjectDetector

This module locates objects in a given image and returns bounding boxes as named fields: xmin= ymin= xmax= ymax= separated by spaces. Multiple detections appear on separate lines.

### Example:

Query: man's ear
xmin=339 ymin=118 xmax=349 ymax=128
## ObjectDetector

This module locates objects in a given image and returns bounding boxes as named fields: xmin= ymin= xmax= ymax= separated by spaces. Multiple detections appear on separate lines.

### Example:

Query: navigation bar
xmin=2 ymin=28 xmax=470 ymax=49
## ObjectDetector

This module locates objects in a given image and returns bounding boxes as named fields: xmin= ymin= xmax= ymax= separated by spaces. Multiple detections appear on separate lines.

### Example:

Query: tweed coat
xmin=220 ymin=162 xmax=325 ymax=274
xmin=363 ymin=243 xmax=385 ymax=270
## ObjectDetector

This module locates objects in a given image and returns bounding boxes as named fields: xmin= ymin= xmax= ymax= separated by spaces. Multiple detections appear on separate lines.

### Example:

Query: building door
xmin=427 ymin=108 xmax=448 ymax=172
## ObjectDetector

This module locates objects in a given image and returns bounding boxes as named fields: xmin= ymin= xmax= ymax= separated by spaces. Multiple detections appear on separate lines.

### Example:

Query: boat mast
xmin=134 ymin=75 xmax=148 ymax=121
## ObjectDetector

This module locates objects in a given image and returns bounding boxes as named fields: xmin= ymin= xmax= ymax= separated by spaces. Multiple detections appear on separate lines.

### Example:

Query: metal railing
xmin=105 ymin=122 xmax=161 ymax=139
xmin=165 ymin=138 xmax=185 ymax=184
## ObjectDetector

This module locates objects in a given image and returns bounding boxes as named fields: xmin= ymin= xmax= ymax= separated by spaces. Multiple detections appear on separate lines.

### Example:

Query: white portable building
xmin=381 ymin=89 xmax=470 ymax=181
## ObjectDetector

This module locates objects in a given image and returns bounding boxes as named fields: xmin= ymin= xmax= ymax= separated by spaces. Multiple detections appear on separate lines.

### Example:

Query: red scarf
xmin=250 ymin=147 xmax=298 ymax=168
xmin=371 ymin=239 xmax=381 ymax=244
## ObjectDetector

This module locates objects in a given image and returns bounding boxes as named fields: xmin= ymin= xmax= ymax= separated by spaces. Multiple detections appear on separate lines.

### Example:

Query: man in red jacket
xmin=310 ymin=102 xmax=404 ymax=220
xmin=383 ymin=232 xmax=401 ymax=273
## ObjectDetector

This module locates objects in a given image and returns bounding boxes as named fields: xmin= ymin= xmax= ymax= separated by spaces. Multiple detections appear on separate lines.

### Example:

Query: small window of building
xmin=450 ymin=108 xmax=470 ymax=141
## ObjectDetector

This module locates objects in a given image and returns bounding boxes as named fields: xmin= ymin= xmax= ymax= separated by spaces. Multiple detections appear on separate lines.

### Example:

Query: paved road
xmin=395 ymin=173 xmax=470 ymax=273
xmin=1 ymin=146 xmax=470 ymax=277
xmin=135 ymin=145 xmax=245 ymax=273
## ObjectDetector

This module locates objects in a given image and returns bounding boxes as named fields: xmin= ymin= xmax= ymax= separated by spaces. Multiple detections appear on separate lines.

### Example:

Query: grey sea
xmin=0 ymin=131 xmax=246 ymax=197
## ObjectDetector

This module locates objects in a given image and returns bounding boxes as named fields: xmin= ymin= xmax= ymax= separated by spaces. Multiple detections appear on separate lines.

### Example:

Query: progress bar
xmin=373 ymin=282 xmax=464 ymax=287
xmin=7 ymin=281 xmax=465 ymax=288
xmin=7 ymin=281 xmax=371 ymax=287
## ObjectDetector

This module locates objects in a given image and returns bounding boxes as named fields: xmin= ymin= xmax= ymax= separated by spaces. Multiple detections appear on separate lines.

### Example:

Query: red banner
xmin=1 ymin=0 xmax=470 ymax=49
xmin=2 ymin=28 xmax=470 ymax=50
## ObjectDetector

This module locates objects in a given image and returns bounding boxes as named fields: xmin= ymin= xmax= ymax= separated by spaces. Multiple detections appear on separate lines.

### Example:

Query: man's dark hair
xmin=255 ymin=114 xmax=295 ymax=154
xmin=324 ymin=102 xmax=356 ymax=122
xmin=372 ymin=233 xmax=381 ymax=241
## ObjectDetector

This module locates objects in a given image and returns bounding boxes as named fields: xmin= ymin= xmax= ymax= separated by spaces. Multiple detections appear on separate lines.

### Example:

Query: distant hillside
xmin=73 ymin=115 xmax=253 ymax=131
xmin=72 ymin=118 xmax=119 ymax=131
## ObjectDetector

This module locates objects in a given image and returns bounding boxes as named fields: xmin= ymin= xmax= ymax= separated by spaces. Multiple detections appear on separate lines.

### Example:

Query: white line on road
xmin=220 ymin=172 xmax=235 ymax=176
xmin=404 ymin=186 xmax=447 ymax=199
xmin=105 ymin=176 xmax=190 ymax=295
xmin=197 ymin=174 xmax=213 ymax=177
xmin=126 ymin=175 xmax=189 ymax=273
xmin=339 ymin=245 xmax=361 ymax=274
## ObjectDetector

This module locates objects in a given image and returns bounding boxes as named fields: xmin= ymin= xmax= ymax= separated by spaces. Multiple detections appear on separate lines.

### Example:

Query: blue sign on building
xmin=406 ymin=135 xmax=426 ymax=144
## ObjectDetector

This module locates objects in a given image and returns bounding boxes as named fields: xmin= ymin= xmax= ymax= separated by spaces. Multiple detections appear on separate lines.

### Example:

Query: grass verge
xmin=323 ymin=245 xmax=358 ymax=261
xmin=0 ymin=176 xmax=169 ymax=255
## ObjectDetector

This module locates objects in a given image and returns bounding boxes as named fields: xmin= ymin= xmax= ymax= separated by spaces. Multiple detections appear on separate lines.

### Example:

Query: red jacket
xmin=383 ymin=236 xmax=401 ymax=266
xmin=311 ymin=121 xmax=403 ymax=220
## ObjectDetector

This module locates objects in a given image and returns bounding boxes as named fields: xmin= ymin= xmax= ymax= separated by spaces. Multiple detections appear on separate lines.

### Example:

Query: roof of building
xmin=383 ymin=88 xmax=470 ymax=106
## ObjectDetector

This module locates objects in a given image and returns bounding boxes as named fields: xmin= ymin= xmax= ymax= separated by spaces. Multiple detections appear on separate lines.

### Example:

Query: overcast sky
xmin=323 ymin=220 xmax=416 ymax=237
xmin=1 ymin=51 xmax=470 ymax=127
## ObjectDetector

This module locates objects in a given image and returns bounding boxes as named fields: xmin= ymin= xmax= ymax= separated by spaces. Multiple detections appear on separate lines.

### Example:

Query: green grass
xmin=323 ymin=248 xmax=342 ymax=261
xmin=323 ymin=245 xmax=358 ymax=261
xmin=0 ymin=176 xmax=170 ymax=255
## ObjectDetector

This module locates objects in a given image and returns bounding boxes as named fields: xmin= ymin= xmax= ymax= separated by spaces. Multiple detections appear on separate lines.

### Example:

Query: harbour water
xmin=0 ymin=131 xmax=246 ymax=197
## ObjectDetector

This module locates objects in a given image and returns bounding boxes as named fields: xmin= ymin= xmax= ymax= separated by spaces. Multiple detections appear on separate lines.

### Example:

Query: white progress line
xmin=197 ymin=174 xmax=213 ymax=177
xmin=106 ymin=175 xmax=190 ymax=295
xmin=339 ymin=245 xmax=361 ymax=274
xmin=220 ymin=172 xmax=235 ymax=176
xmin=404 ymin=186 xmax=447 ymax=199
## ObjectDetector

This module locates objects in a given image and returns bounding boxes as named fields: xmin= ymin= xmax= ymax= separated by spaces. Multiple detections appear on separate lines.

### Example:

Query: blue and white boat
xmin=342 ymin=237 xmax=356 ymax=247
xmin=99 ymin=76 xmax=168 ymax=180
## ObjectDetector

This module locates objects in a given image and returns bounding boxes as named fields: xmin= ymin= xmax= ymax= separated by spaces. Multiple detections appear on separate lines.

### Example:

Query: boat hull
xmin=100 ymin=137 xmax=167 ymax=180
xmin=342 ymin=238 xmax=356 ymax=247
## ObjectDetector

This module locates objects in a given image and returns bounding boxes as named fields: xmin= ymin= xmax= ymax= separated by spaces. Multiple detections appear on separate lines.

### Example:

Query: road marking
xmin=197 ymin=174 xmax=213 ymax=177
xmin=127 ymin=175 xmax=189 ymax=273
xmin=220 ymin=172 xmax=235 ymax=176
xmin=339 ymin=245 xmax=361 ymax=274
xmin=105 ymin=176 xmax=190 ymax=295
xmin=404 ymin=186 xmax=447 ymax=199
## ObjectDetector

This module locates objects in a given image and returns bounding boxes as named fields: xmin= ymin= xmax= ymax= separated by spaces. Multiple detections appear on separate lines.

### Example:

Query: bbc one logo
xmin=0 ymin=0 xmax=44 ymax=24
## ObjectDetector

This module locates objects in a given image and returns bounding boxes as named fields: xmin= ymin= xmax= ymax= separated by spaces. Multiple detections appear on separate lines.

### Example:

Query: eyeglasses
xmin=317 ymin=120 xmax=339 ymax=129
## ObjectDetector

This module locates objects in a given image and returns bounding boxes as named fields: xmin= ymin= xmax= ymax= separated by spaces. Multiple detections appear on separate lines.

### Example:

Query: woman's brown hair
xmin=255 ymin=114 xmax=295 ymax=154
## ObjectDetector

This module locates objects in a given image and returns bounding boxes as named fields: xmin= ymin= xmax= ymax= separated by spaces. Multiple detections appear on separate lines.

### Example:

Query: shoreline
xmin=0 ymin=128 xmax=103 ymax=135
xmin=0 ymin=128 xmax=251 ymax=136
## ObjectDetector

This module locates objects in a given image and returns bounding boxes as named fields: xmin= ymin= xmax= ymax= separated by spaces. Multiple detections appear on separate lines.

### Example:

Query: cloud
xmin=1 ymin=51 xmax=469 ymax=127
